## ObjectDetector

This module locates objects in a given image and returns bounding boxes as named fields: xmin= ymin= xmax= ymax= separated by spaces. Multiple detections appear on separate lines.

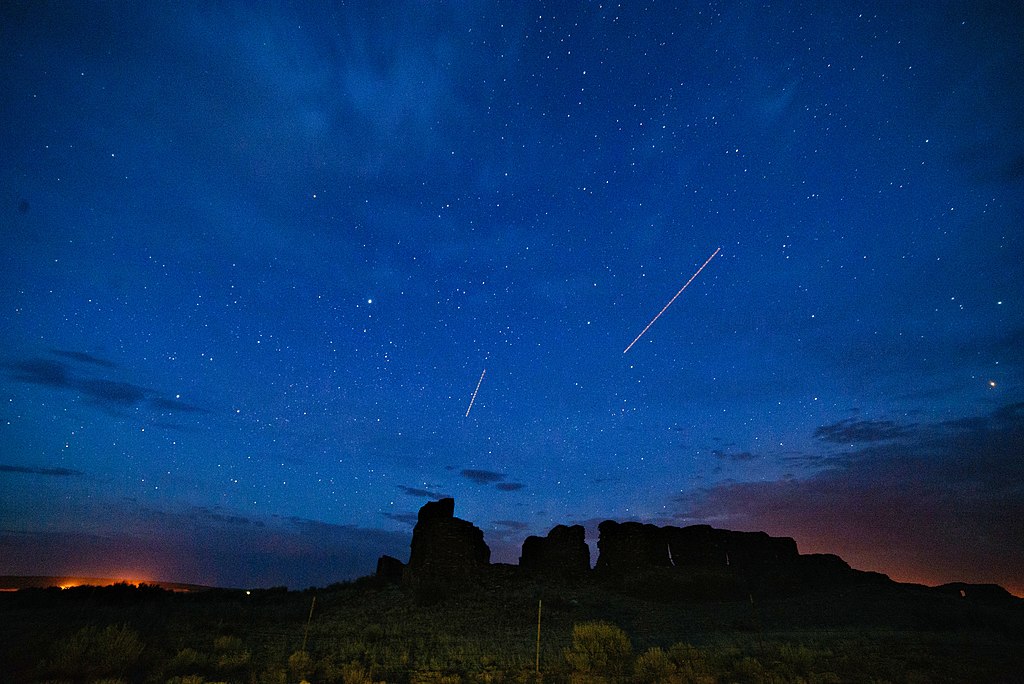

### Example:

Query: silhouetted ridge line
xmin=376 ymin=499 xmax=1018 ymax=603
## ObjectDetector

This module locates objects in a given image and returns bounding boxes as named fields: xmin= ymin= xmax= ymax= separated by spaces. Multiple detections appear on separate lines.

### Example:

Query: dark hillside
xmin=2 ymin=500 xmax=1020 ymax=682
xmin=1 ymin=571 xmax=1022 ymax=683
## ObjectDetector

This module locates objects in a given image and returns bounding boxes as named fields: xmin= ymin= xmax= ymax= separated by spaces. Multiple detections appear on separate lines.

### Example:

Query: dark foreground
xmin=1 ymin=567 xmax=1022 ymax=684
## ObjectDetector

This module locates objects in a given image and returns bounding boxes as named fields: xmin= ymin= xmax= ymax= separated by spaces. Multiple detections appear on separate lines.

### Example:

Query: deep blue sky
xmin=2 ymin=1 xmax=1022 ymax=593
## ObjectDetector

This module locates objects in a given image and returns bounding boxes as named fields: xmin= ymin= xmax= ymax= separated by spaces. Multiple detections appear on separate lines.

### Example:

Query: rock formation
xmin=375 ymin=555 xmax=405 ymax=584
xmin=406 ymin=498 xmax=490 ymax=582
xmin=593 ymin=520 xmax=803 ymax=578
xmin=664 ymin=524 xmax=799 ymax=572
xmin=594 ymin=521 xmax=672 ymax=573
xmin=372 ymin=500 xmax=1013 ymax=602
xmin=519 ymin=524 xmax=590 ymax=576
xmin=934 ymin=582 xmax=1018 ymax=604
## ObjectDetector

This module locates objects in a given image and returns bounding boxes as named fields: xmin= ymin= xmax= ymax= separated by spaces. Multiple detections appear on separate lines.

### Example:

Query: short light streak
xmin=623 ymin=247 xmax=721 ymax=354
xmin=465 ymin=368 xmax=487 ymax=417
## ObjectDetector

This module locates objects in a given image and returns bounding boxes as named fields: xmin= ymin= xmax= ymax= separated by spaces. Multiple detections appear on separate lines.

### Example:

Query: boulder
xmin=519 ymin=524 xmax=590 ymax=575
xmin=375 ymin=555 xmax=405 ymax=584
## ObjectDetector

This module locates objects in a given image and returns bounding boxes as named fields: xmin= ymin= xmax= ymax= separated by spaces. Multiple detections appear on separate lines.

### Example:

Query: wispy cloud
xmin=4 ymin=353 xmax=207 ymax=416
xmin=382 ymin=511 xmax=419 ymax=527
xmin=49 ymin=349 xmax=118 ymax=369
xmin=457 ymin=469 xmax=523 ymax=491
xmin=460 ymin=468 xmax=506 ymax=485
xmin=148 ymin=397 xmax=208 ymax=414
xmin=712 ymin=449 xmax=759 ymax=462
xmin=492 ymin=519 xmax=528 ymax=531
xmin=0 ymin=464 xmax=84 ymax=477
xmin=814 ymin=418 xmax=914 ymax=444
xmin=396 ymin=485 xmax=450 ymax=499
xmin=7 ymin=359 xmax=70 ymax=388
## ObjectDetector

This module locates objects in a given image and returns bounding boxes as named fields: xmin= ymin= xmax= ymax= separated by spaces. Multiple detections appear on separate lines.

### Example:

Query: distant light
xmin=245 ymin=590 xmax=251 ymax=596
xmin=988 ymin=380 xmax=997 ymax=388
xmin=367 ymin=298 xmax=373 ymax=304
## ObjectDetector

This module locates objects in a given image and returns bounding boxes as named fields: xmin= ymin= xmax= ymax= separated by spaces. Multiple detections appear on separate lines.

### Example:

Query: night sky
xmin=2 ymin=2 xmax=1022 ymax=594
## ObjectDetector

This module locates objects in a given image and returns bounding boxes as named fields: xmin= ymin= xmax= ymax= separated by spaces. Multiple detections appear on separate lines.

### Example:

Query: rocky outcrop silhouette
xmin=375 ymin=554 xmax=405 ymax=584
xmin=373 ymin=499 xmax=1016 ymax=603
xmin=405 ymin=498 xmax=490 ymax=582
xmin=595 ymin=521 xmax=800 ymax=577
xmin=666 ymin=524 xmax=799 ymax=572
xmin=594 ymin=521 xmax=672 ymax=573
xmin=519 ymin=524 xmax=590 ymax=576
xmin=933 ymin=582 xmax=1018 ymax=604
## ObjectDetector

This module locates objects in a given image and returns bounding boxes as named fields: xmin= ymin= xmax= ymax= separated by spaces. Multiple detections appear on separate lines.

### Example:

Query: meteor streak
xmin=623 ymin=247 xmax=721 ymax=354
xmin=465 ymin=368 xmax=487 ymax=417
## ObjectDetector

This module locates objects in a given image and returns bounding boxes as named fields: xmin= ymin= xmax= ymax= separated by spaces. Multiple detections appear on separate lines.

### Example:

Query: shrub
xmin=340 ymin=660 xmax=375 ymax=684
xmin=731 ymin=656 xmax=768 ymax=683
xmin=255 ymin=666 xmax=288 ymax=684
xmin=667 ymin=643 xmax=716 ymax=683
xmin=363 ymin=623 xmax=385 ymax=642
xmin=410 ymin=672 xmax=463 ymax=683
xmin=167 ymin=647 xmax=208 ymax=675
xmin=289 ymin=650 xmax=313 ymax=681
xmin=514 ymin=672 xmax=544 ymax=684
xmin=47 ymin=624 xmax=144 ymax=679
xmin=213 ymin=635 xmax=244 ymax=653
xmin=634 ymin=647 xmax=679 ymax=682
xmin=165 ymin=677 xmax=207 ymax=684
xmin=212 ymin=635 xmax=250 ymax=676
xmin=564 ymin=621 xmax=632 ymax=682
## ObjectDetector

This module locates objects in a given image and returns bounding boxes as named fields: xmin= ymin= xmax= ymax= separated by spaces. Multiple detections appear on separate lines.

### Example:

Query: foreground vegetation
xmin=1 ymin=571 xmax=1021 ymax=683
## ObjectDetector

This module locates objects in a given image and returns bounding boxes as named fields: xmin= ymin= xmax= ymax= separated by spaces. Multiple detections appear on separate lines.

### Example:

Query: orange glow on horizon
xmin=0 ymin=574 xmax=205 ymax=593
xmin=790 ymin=537 xmax=1024 ymax=599
xmin=56 ymin=576 xmax=150 ymax=590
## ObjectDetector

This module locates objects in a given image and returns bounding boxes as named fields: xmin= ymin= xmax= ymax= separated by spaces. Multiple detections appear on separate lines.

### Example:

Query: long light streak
xmin=464 ymin=368 xmax=487 ymax=417
xmin=623 ymin=247 xmax=721 ymax=354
